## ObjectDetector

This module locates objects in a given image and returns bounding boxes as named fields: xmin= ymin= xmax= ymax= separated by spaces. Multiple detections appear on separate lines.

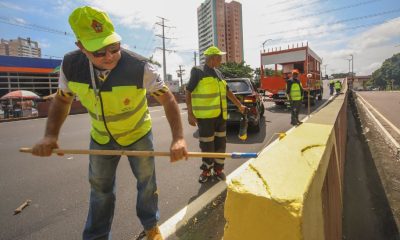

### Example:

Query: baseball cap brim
xmin=80 ymin=32 xmax=122 ymax=52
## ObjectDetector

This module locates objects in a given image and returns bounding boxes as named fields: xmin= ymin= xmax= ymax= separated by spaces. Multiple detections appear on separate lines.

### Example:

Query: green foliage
xmin=218 ymin=61 xmax=254 ymax=79
xmin=331 ymin=73 xmax=348 ymax=78
xmin=148 ymin=55 xmax=161 ymax=67
xmin=370 ymin=52 xmax=400 ymax=89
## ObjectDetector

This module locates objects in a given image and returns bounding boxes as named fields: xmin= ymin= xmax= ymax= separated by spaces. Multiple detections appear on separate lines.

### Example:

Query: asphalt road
xmin=0 ymin=89 xmax=329 ymax=240
xmin=356 ymin=91 xmax=400 ymax=128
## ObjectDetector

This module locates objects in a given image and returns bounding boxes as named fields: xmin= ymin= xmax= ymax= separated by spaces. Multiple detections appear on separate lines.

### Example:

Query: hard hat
xmin=292 ymin=69 xmax=300 ymax=74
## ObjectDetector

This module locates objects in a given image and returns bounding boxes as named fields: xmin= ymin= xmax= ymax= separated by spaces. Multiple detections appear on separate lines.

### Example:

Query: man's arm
xmin=227 ymin=89 xmax=246 ymax=113
xmin=32 ymin=93 xmax=74 ymax=156
xmin=185 ymin=90 xmax=197 ymax=126
xmin=153 ymin=91 xmax=188 ymax=162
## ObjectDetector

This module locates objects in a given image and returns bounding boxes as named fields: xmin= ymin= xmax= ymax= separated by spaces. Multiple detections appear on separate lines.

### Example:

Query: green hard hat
xmin=69 ymin=6 xmax=121 ymax=51
xmin=204 ymin=46 xmax=226 ymax=56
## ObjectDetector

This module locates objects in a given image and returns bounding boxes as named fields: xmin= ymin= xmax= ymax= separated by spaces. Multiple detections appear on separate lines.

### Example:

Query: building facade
xmin=197 ymin=0 xmax=243 ymax=64
xmin=0 ymin=37 xmax=41 ymax=58
xmin=0 ymin=55 xmax=60 ymax=98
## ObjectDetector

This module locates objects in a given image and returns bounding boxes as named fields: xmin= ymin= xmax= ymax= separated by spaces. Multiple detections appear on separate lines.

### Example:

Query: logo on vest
xmin=123 ymin=98 xmax=130 ymax=106
xmin=91 ymin=20 xmax=103 ymax=33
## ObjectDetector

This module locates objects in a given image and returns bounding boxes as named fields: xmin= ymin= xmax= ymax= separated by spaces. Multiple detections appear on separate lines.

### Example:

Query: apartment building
xmin=197 ymin=0 xmax=243 ymax=64
xmin=0 ymin=37 xmax=41 ymax=58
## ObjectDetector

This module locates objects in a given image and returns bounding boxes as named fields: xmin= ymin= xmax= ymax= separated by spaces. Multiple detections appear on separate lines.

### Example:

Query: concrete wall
xmin=224 ymin=85 xmax=348 ymax=239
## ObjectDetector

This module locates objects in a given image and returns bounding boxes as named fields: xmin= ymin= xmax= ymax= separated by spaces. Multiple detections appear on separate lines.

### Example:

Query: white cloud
xmin=77 ymin=0 xmax=399 ymax=78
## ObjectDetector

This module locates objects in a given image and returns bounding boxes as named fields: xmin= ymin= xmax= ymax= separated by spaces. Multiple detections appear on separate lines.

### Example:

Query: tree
xmin=148 ymin=55 xmax=161 ymax=67
xmin=218 ymin=61 xmax=254 ymax=79
xmin=370 ymin=52 xmax=400 ymax=90
xmin=331 ymin=73 xmax=348 ymax=78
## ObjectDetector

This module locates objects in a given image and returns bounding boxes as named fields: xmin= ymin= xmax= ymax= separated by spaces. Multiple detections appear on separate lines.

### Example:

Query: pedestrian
xmin=329 ymin=79 xmax=335 ymax=95
xmin=186 ymin=46 xmax=246 ymax=183
xmin=335 ymin=79 xmax=342 ymax=95
xmin=286 ymin=69 xmax=304 ymax=126
xmin=31 ymin=6 xmax=188 ymax=240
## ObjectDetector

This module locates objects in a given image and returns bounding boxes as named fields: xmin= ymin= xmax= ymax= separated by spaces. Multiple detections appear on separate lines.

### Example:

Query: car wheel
xmin=259 ymin=102 xmax=265 ymax=116
xmin=249 ymin=116 xmax=261 ymax=132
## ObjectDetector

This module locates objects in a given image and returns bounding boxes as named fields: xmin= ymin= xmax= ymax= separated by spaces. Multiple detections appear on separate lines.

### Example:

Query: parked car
xmin=226 ymin=78 xmax=265 ymax=132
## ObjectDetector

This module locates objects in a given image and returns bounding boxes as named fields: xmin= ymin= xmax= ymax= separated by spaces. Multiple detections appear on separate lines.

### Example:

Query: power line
xmin=268 ymin=0 xmax=384 ymax=24
xmin=264 ymin=8 xmax=400 ymax=37
xmin=0 ymin=16 xmax=74 ymax=37
xmin=267 ymin=18 xmax=398 ymax=45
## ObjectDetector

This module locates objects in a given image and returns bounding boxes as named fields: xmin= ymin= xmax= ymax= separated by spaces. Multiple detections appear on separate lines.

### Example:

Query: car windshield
xmin=227 ymin=81 xmax=251 ymax=93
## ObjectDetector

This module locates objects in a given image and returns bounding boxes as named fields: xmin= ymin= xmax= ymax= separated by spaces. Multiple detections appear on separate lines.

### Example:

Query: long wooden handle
xmin=19 ymin=148 xmax=258 ymax=159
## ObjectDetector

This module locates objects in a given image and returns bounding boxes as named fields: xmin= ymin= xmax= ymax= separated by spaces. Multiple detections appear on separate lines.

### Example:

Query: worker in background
xmin=329 ymin=79 xmax=335 ymax=95
xmin=186 ymin=46 xmax=246 ymax=183
xmin=31 ymin=6 xmax=188 ymax=240
xmin=335 ymin=79 xmax=342 ymax=95
xmin=286 ymin=69 xmax=304 ymax=126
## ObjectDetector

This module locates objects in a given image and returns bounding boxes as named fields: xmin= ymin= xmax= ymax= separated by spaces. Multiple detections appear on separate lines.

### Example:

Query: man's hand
xmin=238 ymin=104 xmax=247 ymax=114
xmin=32 ymin=136 xmax=62 ymax=157
xmin=188 ymin=112 xmax=197 ymax=126
xmin=169 ymin=138 xmax=188 ymax=162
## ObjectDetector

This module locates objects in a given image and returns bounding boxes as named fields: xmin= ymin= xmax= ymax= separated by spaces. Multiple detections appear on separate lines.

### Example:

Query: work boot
xmin=199 ymin=169 xmax=211 ymax=183
xmin=145 ymin=225 xmax=163 ymax=240
xmin=214 ymin=168 xmax=226 ymax=181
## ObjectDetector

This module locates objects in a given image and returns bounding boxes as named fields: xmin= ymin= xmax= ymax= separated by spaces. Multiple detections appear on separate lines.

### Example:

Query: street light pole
xmin=262 ymin=39 xmax=272 ymax=52
xmin=349 ymin=54 xmax=354 ymax=89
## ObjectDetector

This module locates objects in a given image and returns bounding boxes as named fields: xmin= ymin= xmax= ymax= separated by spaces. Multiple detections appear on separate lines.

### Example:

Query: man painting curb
xmin=31 ymin=6 xmax=188 ymax=240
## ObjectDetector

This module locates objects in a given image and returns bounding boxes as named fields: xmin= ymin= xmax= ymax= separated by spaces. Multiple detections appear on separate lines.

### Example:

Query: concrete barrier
xmin=224 ymin=85 xmax=348 ymax=239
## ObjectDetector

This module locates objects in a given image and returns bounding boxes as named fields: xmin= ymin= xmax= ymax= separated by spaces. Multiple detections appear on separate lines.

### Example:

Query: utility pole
xmin=194 ymin=51 xmax=197 ymax=66
xmin=176 ymin=65 xmax=185 ymax=88
xmin=349 ymin=54 xmax=354 ymax=89
xmin=323 ymin=64 xmax=328 ymax=79
xmin=156 ymin=17 xmax=174 ymax=81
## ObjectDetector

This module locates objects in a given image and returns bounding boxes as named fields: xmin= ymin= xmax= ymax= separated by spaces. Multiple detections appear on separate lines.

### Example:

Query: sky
xmin=0 ymin=0 xmax=399 ymax=83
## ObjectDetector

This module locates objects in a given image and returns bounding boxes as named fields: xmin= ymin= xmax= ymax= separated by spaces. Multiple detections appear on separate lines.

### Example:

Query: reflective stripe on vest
xmin=68 ymin=81 xmax=151 ymax=146
xmin=191 ymin=76 xmax=227 ymax=119
xmin=290 ymin=82 xmax=302 ymax=101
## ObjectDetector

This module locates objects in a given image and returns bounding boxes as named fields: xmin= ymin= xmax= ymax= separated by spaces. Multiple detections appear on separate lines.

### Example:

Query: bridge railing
xmin=224 ymin=82 xmax=348 ymax=240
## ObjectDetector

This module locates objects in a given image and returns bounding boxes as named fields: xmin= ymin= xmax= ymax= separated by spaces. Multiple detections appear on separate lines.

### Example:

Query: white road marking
xmin=356 ymin=93 xmax=400 ymax=149
xmin=357 ymin=93 xmax=400 ymax=136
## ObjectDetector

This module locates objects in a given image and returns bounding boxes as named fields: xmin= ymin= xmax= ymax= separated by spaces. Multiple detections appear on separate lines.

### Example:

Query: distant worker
xmin=186 ymin=46 xmax=246 ymax=183
xmin=335 ymin=79 xmax=342 ymax=95
xmin=31 ymin=6 xmax=188 ymax=240
xmin=286 ymin=69 xmax=304 ymax=126
xmin=329 ymin=79 xmax=335 ymax=95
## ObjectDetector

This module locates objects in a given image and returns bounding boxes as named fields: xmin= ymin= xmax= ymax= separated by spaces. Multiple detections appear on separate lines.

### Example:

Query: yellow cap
xmin=69 ymin=6 xmax=121 ymax=51
xmin=204 ymin=46 xmax=226 ymax=56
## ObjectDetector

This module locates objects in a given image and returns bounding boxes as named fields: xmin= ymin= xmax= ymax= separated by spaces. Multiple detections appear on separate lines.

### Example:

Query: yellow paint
xmin=224 ymin=122 xmax=336 ymax=240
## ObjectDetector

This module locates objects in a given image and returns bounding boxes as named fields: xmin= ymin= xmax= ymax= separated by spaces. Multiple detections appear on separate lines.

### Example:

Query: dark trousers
xmin=197 ymin=114 xmax=226 ymax=171
xmin=290 ymin=100 xmax=302 ymax=125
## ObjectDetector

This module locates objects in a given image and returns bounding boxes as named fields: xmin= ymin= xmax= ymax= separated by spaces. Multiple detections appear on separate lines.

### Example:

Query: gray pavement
xmin=0 ymin=98 xmax=323 ymax=240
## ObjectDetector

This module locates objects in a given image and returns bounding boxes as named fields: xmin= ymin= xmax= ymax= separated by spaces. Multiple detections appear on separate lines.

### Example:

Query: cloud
xmin=349 ymin=17 xmax=400 ymax=50
xmin=71 ymin=0 xmax=399 ymax=78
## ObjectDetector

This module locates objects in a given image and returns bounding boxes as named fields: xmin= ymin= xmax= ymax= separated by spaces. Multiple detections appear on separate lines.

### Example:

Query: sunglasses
xmin=90 ymin=42 xmax=121 ymax=58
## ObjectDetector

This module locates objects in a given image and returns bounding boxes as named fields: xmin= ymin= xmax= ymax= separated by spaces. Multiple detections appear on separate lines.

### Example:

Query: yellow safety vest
xmin=63 ymin=49 xmax=152 ymax=146
xmin=335 ymin=81 xmax=342 ymax=90
xmin=191 ymin=75 xmax=227 ymax=119
xmin=290 ymin=82 xmax=302 ymax=101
